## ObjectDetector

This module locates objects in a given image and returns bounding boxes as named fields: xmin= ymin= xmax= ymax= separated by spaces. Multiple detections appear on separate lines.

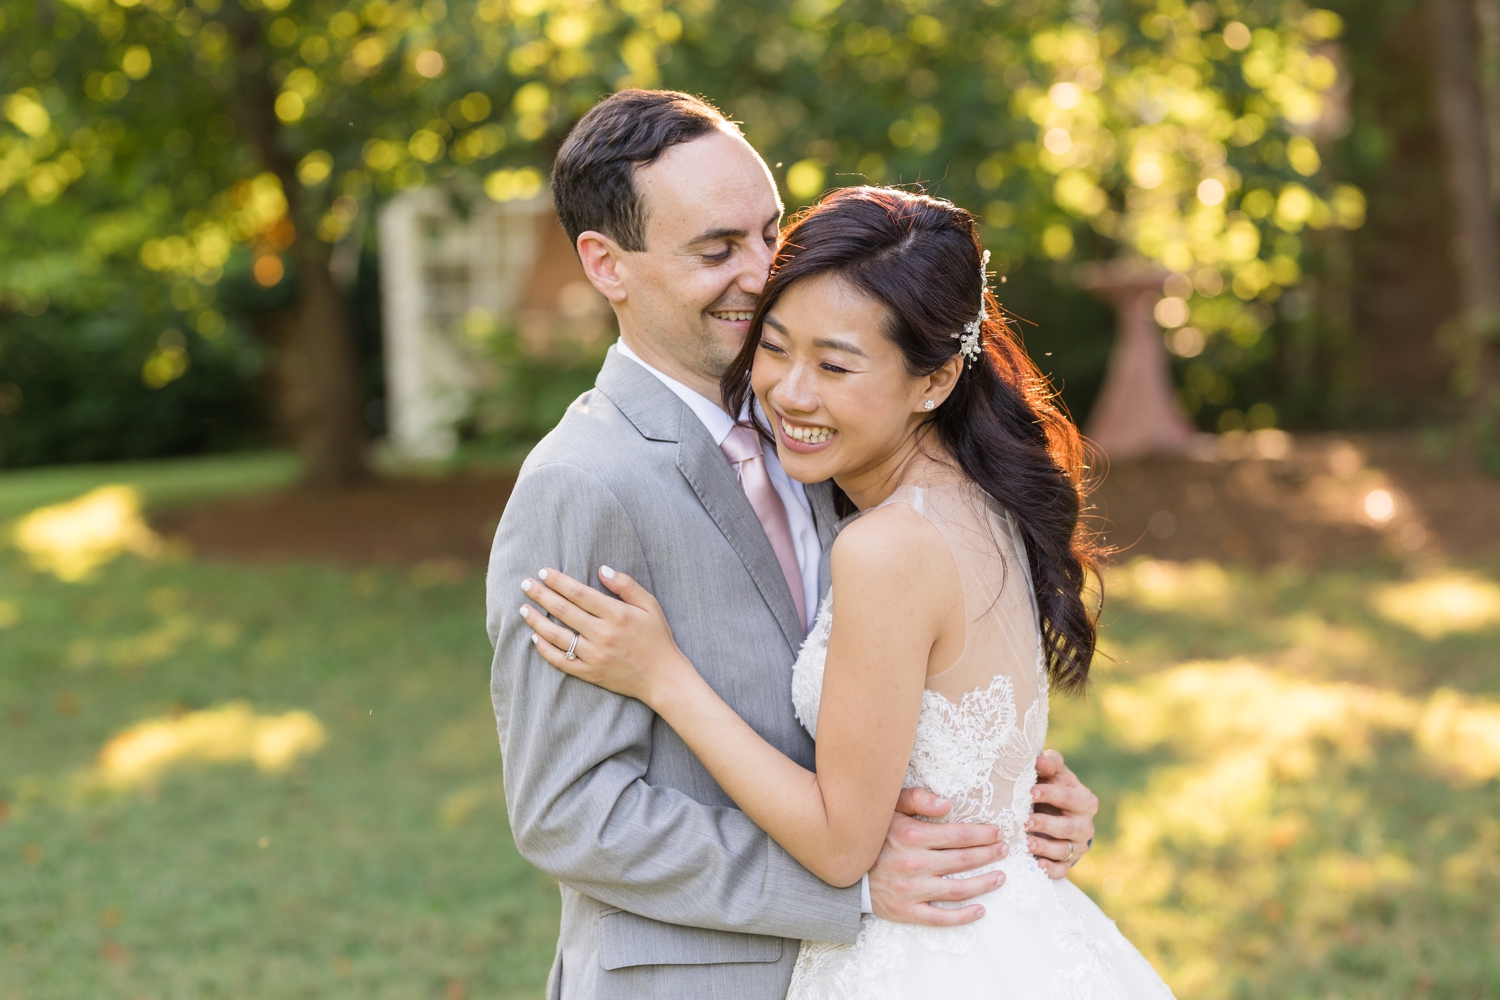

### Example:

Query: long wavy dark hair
xmin=722 ymin=186 xmax=1101 ymax=693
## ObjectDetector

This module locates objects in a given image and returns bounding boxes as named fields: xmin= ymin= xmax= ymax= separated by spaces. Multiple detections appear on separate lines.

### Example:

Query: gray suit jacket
xmin=487 ymin=347 xmax=862 ymax=1000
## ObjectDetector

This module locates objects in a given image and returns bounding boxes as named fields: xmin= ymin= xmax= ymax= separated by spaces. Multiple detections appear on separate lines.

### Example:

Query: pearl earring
xmin=923 ymin=399 xmax=935 ymax=411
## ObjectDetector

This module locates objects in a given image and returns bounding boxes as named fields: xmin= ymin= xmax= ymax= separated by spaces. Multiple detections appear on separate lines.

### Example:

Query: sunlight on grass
xmin=11 ymin=485 xmax=161 ymax=581
xmin=1064 ymin=655 xmax=1500 ymax=996
xmin=1107 ymin=559 xmax=1234 ymax=617
xmin=1053 ymin=558 xmax=1500 ymax=998
xmin=1 ymin=550 xmax=558 ymax=998
xmin=95 ymin=702 xmax=326 ymax=788
xmin=1373 ymin=572 xmax=1500 ymax=639
xmin=4 ymin=533 xmax=1496 ymax=997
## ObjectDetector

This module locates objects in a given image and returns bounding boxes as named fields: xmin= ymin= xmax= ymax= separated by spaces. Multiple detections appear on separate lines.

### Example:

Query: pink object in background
xmin=1076 ymin=261 xmax=1196 ymax=461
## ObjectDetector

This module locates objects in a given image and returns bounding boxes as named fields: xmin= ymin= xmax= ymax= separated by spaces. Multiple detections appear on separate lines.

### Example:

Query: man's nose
xmin=737 ymin=238 xmax=776 ymax=296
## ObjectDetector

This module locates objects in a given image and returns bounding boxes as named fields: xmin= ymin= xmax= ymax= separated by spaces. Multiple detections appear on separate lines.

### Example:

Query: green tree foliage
xmin=0 ymin=0 xmax=1361 ymax=470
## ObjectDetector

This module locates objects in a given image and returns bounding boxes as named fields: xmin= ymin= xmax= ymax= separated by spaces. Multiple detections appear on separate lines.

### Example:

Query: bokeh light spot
xmin=253 ymin=255 xmax=285 ymax=287
xmin=1362 ymin=488 xmax=1395 ymax=524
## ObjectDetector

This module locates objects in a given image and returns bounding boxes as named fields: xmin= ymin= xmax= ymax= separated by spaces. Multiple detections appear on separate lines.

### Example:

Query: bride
xmin=516 ymin=186 xmax=1174 ymax=999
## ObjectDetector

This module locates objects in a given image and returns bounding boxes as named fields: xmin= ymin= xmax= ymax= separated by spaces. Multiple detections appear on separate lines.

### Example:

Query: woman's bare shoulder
xmin=829 ymin=500 xmax=950 ymax=583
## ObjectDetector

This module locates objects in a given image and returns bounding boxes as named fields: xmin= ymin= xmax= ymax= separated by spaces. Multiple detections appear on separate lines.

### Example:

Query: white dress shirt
xmin=616 ymin=341 xmax=822 ymax=633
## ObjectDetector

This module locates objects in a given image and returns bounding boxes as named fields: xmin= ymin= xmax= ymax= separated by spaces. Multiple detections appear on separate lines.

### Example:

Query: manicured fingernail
xmin=519 ymin=606 xmax=530 ymax=618
xmin=530 ymin=634 xmax=539 ymax=644
xmin=521 ymin=579 xmax=532 ymax=592
xmin=538 ymin=569 xmax=549 ymax=579
xmin=600 ymin=565 xmax=616 ymax=579
xmin=1031 ymin=788 xmax=1041 ymax=799
xmin=976 ymin=907 xmax=985 ymax=918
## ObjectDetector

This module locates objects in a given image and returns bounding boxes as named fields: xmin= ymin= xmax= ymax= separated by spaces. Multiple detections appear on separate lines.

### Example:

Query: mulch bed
xmin=155 ymin=434 xmax=1500 ymax=572
xmin=155 ymin=469 xmax=519 ymax=571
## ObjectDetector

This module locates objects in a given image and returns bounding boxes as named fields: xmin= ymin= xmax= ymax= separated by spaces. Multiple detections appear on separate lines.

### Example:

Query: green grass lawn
xmin=2 ymin=456 xmax=1499 ymax=999
xmin=0 ymin=451 xmax=299 ymax=524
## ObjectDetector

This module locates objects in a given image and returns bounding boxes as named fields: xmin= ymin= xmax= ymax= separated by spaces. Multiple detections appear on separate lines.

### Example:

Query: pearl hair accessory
xmin=952 ymin=248 xmax=991 ymax=366
xmin=923 ymin=399 xmax=936 ymax=411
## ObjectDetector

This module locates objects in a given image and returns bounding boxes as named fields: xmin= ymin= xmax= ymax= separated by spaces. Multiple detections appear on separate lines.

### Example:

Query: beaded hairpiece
xmin=952 ymin=249 xmax=990 ymax=366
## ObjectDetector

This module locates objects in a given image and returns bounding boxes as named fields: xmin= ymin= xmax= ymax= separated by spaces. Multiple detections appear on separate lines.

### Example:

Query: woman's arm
xmin=520 ymin=505 xmax=958 ymax=887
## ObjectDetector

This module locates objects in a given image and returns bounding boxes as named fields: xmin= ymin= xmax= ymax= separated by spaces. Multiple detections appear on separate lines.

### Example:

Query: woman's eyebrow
xmin=763 ymin=315 xmax=868 ymax=357
xmin=813 ymin=336 xmax=868 ymax=358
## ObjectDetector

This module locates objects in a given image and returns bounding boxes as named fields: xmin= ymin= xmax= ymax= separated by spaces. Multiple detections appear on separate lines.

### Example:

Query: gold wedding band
xmin=565 ymin=633 xmax=580 ymax=660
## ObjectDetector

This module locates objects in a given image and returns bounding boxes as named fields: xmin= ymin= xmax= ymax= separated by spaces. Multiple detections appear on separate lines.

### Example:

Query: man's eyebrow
xmin=685 ymin=226 xmax=747 ymax=246
xmin=686 ymin=214 xmax=780 ymax=247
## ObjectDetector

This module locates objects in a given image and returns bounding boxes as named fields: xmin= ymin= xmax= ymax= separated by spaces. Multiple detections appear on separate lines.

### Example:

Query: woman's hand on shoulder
xmin=520 ymin=566 xmax=692 ymax=706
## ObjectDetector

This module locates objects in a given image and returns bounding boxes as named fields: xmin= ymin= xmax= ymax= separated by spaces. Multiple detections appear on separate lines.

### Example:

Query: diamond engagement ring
xmin=565 ymin=633 xmax=580 ymax=660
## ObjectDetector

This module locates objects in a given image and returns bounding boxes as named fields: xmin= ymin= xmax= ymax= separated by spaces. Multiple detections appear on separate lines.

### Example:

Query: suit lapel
xmin=805 ymin=480 xmax=839 ymax=601
xmin=596 ymin=346 xmax=806 ymax=655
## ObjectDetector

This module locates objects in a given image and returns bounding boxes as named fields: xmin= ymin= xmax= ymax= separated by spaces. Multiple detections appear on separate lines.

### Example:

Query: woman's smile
xmin=776 ymin=414 xmax=839 ymax=452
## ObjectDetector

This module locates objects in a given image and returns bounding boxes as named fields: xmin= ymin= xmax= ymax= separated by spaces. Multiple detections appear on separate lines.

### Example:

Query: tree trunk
xmin=229 ymin=10 xmax=369 ymax=488
xmin=1430 ymin=0 xmax=1500 ymax=467
xmin=280 ymin=245 xmax=370 ymax=487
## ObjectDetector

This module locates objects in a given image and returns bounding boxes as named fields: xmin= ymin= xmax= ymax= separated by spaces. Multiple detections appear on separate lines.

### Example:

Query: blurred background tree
xmin=4 ymin=0 xmax=1487 ymax=480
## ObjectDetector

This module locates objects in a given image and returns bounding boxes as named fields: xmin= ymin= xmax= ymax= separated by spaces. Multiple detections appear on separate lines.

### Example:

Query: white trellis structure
xmin=378 ymin=188 xmax=591 ymax=459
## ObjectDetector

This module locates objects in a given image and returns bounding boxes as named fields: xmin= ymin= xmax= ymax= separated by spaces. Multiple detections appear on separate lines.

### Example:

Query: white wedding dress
xmin=786 ymin=483 xmax=1174 ymax=1000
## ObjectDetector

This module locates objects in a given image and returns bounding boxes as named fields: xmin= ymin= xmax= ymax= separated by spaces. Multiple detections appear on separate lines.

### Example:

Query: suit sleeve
xmin=487 ymin=461 xmax=862 ymax=943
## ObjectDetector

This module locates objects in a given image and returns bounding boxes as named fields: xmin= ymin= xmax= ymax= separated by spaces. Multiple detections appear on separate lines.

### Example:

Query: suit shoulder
xmin=518 ymin=390 xmax=676 ymax=492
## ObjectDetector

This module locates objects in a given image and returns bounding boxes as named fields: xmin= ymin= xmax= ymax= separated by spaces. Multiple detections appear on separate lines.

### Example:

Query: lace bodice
xmin=790 ymin=482 xmax=1049 ymax=854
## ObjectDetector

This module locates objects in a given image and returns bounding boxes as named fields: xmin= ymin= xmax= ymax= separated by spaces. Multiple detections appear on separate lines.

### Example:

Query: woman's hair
xmin=722 ymin=186 xmax=1102 ymax=693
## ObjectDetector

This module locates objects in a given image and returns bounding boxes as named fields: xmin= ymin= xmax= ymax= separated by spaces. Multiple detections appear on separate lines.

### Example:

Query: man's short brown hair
xmin=551 ymin=89 xmax=737 ymax=252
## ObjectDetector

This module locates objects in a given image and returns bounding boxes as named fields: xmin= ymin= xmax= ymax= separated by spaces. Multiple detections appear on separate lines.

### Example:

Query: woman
xmin=517 ymin=187 xmax=1173 ymax=998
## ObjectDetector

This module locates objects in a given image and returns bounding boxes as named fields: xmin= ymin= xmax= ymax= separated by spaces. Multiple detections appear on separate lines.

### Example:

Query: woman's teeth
xmin=781 ymin=420 xmax=835 ymax=444
xmin=712 ymin=311 xmax=755 ymax=322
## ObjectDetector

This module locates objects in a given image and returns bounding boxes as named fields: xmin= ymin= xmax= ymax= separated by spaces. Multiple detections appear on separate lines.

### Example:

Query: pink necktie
xmin=721 ymin=425 xmax=808 ymax=630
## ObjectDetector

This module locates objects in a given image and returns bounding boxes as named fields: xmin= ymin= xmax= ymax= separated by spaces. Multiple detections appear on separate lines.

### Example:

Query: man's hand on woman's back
xmin=1027 ymin=750 xmax=1098 ymax=879
xmin=866 ymin=754 xmax=1100 ymax=925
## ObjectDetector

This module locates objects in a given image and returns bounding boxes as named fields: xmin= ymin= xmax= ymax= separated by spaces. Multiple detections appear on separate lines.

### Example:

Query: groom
xmin=487 ymin=90 xmax=1100 ymax=1000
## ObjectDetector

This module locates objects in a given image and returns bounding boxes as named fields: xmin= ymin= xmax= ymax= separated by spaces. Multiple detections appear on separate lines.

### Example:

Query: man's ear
xmin=577 ymin=231 xmax=629 ymax=304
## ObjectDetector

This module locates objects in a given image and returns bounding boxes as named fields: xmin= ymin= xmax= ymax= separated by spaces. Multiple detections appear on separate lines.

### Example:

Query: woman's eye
xmin=819 ymin=363 xmax=851 ymax=374
xmin=758 ymin=339 xmax=787 ymax=355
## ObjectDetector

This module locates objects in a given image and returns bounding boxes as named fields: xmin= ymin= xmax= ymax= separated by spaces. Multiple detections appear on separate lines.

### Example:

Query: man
xmin=487 ymin=89 xmax=1099 ymax=1000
